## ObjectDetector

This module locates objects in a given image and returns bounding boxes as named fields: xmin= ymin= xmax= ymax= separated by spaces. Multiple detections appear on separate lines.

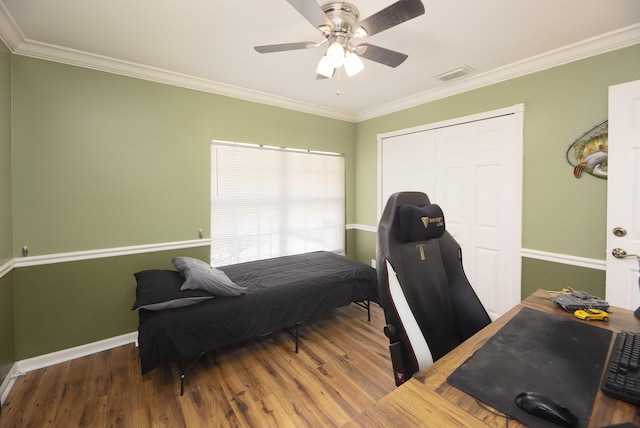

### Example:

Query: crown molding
xmin=0 ymin=4 xmax=356 ymax=123
xmin=10 ymin=39 xmax=359 ymax=122
xmin=0 ymin=1 xmax=22 ymax=49
xmin=357 ymin=24 xmax=640 ymax=121
xmin=0 ymin=1 xmax=638 ymax=123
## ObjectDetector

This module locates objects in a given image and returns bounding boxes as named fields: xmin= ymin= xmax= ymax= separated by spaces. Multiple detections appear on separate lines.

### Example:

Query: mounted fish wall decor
xmin=566 ymin=119 xmax=608 ymax=179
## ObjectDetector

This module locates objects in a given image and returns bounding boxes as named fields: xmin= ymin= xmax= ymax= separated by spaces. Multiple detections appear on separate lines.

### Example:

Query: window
xmin=210 ymin=140 xmax=345 ymax=266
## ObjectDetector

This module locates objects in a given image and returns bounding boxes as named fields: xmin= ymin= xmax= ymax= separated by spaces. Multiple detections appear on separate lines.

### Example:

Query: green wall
xmin=13 ymin=247 xmax=207 ymax=358
xmin=12 ymin=56 xmax=356 ymax=256
xmin=9 ymin=56 xmax=356 ymax=360
xmin=0 ymin=40 xmax=14 ymax=389
xmin=521 ymin=258 xmax=605 ymax=299
xmin=352 ymin=45 xmax=640 ymax=298
xmin=0 ymin=42 xmax=10 ymax=265
xmin=0 ymin=272 xmax=14 ymax=385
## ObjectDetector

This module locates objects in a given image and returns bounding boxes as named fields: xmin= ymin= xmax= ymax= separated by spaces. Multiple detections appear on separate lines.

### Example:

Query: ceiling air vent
xmin=436 ymin=64 xmax=474 ymax=81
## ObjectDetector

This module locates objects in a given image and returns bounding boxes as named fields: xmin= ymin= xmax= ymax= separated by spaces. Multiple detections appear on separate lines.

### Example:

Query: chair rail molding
xmin=13 ymin=239 xmax=211 ymax=268
xmin=349 ymin=224 xmax=605 ymax=271
xmin=0 ymin=259 xmax=14 ymax=279
xmin=521 ymin=248 xmax=605 ymax=271
xmin=346 ymin=223 xmax=377 ymax=233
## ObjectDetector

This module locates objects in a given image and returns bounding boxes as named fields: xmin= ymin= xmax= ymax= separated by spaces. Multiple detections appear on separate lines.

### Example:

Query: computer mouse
xmin=515 ymin=391 xmax=578 ymax=427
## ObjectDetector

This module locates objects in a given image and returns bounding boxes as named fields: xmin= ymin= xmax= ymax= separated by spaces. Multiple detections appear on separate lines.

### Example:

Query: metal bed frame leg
xmin=354 ymin=299 xmax=371 ymax=321
xmin=178 ymin=351 xmax=206 ymax=396
xmin=285 ymin=321 xmax=303 ymax=353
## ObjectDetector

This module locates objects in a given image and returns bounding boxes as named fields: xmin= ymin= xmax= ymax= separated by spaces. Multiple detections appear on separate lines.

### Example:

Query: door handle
xmin=612 ymin=248 xmax=640 ymax=260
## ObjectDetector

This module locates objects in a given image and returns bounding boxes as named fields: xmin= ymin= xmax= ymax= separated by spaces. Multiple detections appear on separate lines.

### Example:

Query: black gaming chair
xmin=376 ymin=191 xmax=491 ymax=386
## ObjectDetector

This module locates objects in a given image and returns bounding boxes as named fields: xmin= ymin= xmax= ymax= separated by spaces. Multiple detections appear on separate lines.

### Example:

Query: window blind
xmin=211 ymin=141 xmax=345 ymax=266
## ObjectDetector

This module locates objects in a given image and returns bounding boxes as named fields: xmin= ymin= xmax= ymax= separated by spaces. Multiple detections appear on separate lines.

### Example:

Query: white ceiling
xmin=0 ymin=0 xmax=639 ymax=121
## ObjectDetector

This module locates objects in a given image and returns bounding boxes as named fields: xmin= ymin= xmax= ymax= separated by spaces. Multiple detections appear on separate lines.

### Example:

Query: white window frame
xmin=210 ymin=140 xmax=345 ymax=266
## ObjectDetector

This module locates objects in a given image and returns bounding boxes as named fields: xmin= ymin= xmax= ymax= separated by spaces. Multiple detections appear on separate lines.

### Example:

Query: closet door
xmin=379 ymin=106 xmax=523 ymax=318
xmin=379 ymin=130 xmax=436 ymax=210
xmin=435 ymin=115 xmax=521 ymax=319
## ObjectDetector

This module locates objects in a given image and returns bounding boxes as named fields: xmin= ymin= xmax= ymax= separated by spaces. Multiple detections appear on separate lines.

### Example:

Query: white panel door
xmin=380 ymin=130 xmax=436 ymax=210
xmin=378 ymin=106 xmax=523 ymax=319
xmin=435 ymin=115 xmax=521 ymax=319
xmin=606 ymin=80 xmax=640 ymax=309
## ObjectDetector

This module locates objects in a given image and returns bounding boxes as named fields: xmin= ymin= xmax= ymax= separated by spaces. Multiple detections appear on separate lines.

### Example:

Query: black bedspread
xmin=137 ymin=251 xmax=379 ymax=374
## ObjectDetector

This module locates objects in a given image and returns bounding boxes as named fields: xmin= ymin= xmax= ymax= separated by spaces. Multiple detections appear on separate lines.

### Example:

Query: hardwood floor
xmin=0 ymin=303 xmax=394 ymax=427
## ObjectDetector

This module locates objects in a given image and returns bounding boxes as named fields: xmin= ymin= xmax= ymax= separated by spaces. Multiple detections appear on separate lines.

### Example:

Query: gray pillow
xmin=172 ymin=257 xmax=247 ymax=297
xmin=132 ymin=270 xmax=215 ymax=310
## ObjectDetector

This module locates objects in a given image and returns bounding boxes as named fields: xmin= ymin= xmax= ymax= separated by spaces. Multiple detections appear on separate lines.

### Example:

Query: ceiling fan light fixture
xmin=353 ymin=27 xmax=367 ymax=38
xmin=325 ymin=40 xmax=345 ymax=68
xmin=316 ymin=56 xmax=335 ymax=78
xmin=254 ymin=0 xmax=426 ymax=80
xmin=344 ymin=51 xmax=364 ymax=77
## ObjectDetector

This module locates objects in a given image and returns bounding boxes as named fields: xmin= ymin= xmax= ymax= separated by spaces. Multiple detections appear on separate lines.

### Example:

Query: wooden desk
xmin=347 ymin=289 xmax=640 ymax=427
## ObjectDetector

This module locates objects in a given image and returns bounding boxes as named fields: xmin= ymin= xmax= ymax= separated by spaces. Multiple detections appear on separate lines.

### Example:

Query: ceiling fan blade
xmin=254 ymin=42 xmax=315 ymax=53
xmin=287 ymin=0 xmax=332 ymax=29
xmin=357 ymin=43 xmax=408 ymax=68
xmin=357 ymin=0 xmax=425 ymax=37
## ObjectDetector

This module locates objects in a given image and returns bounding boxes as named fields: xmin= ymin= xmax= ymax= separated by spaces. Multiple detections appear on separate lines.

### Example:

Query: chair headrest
xmin=398 ymin=204 xmax=446 ymax=242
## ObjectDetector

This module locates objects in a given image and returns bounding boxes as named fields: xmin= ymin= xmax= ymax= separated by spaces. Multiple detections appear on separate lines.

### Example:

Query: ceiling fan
xmin=254 ymin=0 xmax=425 ymax=79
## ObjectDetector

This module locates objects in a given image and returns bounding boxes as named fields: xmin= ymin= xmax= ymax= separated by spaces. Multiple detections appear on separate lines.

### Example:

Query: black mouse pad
xmin=447 ymin=307 xmax=612 ymax=428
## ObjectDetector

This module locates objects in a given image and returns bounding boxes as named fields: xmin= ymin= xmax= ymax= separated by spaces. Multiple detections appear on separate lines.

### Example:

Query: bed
xmin=133 ymin=251 xmax=379 ymax=392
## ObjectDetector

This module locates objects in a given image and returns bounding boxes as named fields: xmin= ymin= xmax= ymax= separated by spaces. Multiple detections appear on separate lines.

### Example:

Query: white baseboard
xmin=16 ymin=331 xmax=138 ymax=374
xmin=1 ymin=332 xmax=137 ymax=406
xmin=0 ymin=362 xmax=18 ymax=406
